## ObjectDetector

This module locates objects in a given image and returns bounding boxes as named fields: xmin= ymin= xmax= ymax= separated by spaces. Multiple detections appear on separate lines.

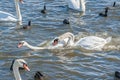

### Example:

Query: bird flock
xmin=0 ymin=0 xmax=120 ymax=80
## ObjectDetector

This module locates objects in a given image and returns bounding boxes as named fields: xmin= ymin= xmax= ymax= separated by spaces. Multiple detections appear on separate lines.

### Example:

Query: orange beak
xmin=19 ymin=0 xmax=24 ymax=4
xmin=23 ymin=64 xmax=30 ymax=71
xmin=17 ymin=43 xmax=23 ymax=48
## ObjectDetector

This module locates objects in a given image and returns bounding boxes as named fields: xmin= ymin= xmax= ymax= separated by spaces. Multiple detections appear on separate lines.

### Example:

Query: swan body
xmin=65 ymin=0 xmax=86 ymax=12
xmin=0 ymin=0 xmax=23 ymax=25
xmin=0 ymin=11 xmax=17 ymax=22
xmin=52 ymin=32 xmax=112 ymax=51
xmin=10 ymin=59 xmax=30 ymax=80
xmin=76 ymin=36 xmax=111 ymax=51
xmin=18 ymin=32 xmax=111 ymax=51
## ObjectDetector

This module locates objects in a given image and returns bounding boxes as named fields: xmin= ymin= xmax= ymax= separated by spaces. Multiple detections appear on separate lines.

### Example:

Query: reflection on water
xmin=0 ymin=0 xmax=120 ymax=80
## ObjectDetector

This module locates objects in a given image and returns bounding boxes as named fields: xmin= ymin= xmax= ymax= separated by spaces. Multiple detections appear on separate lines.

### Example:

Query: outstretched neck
xmin=65 ymin=34 xmax=75 ymax=46
xmin=14 ymin=0 xmax=22 ymax=25
xmin=25 ymin=43 xmax=46 ymax=50
xmin=13 ymin=64 xmax=22 ymax=80
xmin=66 ymin=37 xmax=74 ymax=46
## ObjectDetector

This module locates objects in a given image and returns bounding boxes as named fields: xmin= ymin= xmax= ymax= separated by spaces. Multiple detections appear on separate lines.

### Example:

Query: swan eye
xmin=18 ymin=42 xmax=24 ymax=48
xmin=23 ymin=63 xmax=27 ymax=67
xmin=54 ymin=38 xmax=59 ymax=42
xmin=19 ymin=0 xmax=24 ymax=3
xmin=23 ymin=63 xmax=30 ymax=71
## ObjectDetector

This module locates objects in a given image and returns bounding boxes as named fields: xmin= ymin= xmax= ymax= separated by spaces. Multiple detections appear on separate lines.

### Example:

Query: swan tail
xmin=106 ymin=37 xmax=112 ymax=43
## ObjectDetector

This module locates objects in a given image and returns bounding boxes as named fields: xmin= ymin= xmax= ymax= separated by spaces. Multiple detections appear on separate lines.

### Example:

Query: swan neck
xmin=26 ymin=43 xmax=45 ymax=50
xmin=79 ymin=0 xmax=85 ymax=12
xmin=66 ymin=35 xmax=75 ymax=46
xmin=14 ymin=0 xmax=22 ymax=25
xmin=13 ymin=63 xmax=22 ymax=80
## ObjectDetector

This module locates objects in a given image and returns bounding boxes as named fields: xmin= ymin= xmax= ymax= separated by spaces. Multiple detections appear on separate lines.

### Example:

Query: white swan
xmin=18 ymin=41 xmax=47 ymax=50
xmin=10 ymin=59 xmax=30 ymax=80
xmin=52 ymin=32 xmax=112 ymax=51
xmin=52 ymin=32 xmax=75 ymax=47
xmin=65 ymin=0 xmax=86 ymax=12
xmin=17 ymin=32 xmax=112 ymax=51
xmin=76 ymin=36 xmax=112 ymax=51
xmin=0 ymin=0 xmax=23 ymax=25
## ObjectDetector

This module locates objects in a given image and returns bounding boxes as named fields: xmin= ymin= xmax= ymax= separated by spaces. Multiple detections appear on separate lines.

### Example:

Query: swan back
xmin=60 ymin=32 xmax=75 ymax=46
xmin=0 ymin=11 xmax=17 ymax=22
xmin=77 ymin=36 xmax=111 ymax=51
xmin=55 ymin=32 xmax=75 ymax=47
xmin=105 ymin=37 xmax=112 ymax=43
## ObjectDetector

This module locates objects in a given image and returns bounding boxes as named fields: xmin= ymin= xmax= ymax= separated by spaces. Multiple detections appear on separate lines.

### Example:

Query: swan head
xmin=10 ymin=59 xmax=30 ymax=71
xmin=15 ymin=0 xmax=24 ymax=3
xmin=19 ymin=0 xmax=24 ymax=3
xmin=18 ymin=41 xmax=28 ymax=48
xmin=52 ymin=38 xmax=59 ymax=46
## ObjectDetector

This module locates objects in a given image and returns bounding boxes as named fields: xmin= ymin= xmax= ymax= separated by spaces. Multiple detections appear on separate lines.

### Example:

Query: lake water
xmin=0 ymin=0 xmax=120 ymax=80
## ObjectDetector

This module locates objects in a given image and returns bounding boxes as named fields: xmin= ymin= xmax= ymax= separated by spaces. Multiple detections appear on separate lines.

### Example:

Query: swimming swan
xmin=18 ymin=41 xmax=47 ymax=50
xmin=52 ymin=32 xmax=112 ymax=51
xmin=18 ymin=32 xmax=111 ymax=51
xmin=65 ymin=0 xmax=86 ymax=12
xmin=0 ymin=0 xmax=23 ymax=25
xmin=10 ymin=59 xmax=30 ymax=80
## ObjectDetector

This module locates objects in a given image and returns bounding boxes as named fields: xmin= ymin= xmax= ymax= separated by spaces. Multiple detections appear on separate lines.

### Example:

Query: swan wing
xmin=65 ymin=0 xmax=80 ymax=10
xmin=77 ymin=36 xmax=108 ymax=50
xmin=65 ymin=0 xmax=85 ymax=11
xmin=0 ymin=11 xmax=17 ymax=22
xmin=48 ymin=43 xmax=64 ymax=49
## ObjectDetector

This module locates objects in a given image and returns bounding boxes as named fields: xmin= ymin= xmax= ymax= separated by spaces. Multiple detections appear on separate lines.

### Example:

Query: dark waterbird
xmin=34 ymin=71 xmax=44 ymax=80
xmin=115 ymin=71 xmax=120 ymax=80
xmin=99 ymin=7 xmax=109 ymax=17
xmin=113 ymin=2 xmax=116 ymax=7
xmin=63 ymin=19 xmax=70 ymax=24
xmin=22 ymin=21 xmax=31 ymax=29
xmin=41 ymin=4 xmax=47 ymax=14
